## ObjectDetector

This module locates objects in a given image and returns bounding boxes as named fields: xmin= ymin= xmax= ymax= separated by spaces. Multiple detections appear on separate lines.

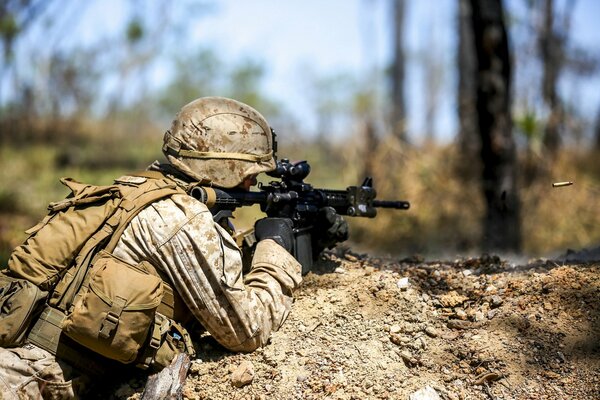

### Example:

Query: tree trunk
xmin=595 ymin=106 xmax=600 ymax=151
xmin=539 ymin=0 xmax=563 ymax=154
xmin=470 ymin=0 xmax=521 ymax=252
xmin=456 ymin=0 xmax=481 ymax=183
xmin=391 ymin=0 xmax=406 ymax=142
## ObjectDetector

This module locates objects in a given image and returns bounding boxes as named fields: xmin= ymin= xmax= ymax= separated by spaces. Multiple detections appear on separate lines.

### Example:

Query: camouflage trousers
xmin=0 ymin=344 xmax=77 ymax=400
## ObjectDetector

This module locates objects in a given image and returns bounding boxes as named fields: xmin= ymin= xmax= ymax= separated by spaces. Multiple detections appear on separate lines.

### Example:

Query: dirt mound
xmin=112 ymin=250 xmax=599 ymax=399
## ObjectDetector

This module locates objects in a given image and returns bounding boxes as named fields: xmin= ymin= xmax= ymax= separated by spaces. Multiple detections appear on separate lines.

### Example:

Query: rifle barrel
xmin=373 ymin=200 xmax=410 ymax=210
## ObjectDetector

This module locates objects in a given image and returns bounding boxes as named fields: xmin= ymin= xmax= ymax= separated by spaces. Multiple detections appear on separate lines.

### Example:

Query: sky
xmin=7 ymin=0 xmax=600 ymax=141
xmin=179 ymin=0 xmax=457 ymax=139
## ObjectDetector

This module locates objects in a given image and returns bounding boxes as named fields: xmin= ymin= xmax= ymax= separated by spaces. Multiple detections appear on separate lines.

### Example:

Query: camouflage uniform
xmin=112 ymin=192 xmax=302 ymax=351
xmin=0 ymin=344 xmax=77 ymax=399
xmin=0 ymin=97 xmax=302 ymax=399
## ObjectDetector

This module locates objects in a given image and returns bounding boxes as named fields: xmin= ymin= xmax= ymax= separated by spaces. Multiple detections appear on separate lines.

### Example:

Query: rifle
xmin=191 ymin=159 xmax=410 ymax=274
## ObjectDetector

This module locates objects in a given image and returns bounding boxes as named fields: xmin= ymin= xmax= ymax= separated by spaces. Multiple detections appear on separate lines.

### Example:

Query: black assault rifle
xmin=191 ymin=159 xmax=410 ymax=274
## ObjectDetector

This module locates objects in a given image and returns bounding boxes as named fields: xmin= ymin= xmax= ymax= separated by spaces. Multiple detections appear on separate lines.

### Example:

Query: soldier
xmin=0 ymin=97 xmax=347 ymax=398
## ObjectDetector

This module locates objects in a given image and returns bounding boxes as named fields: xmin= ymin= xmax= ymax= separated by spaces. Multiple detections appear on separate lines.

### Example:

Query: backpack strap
xmin=52 ymin=173 xmax=185 ymax=312
xmin=102 ymin=173 xmax=185 ymax=253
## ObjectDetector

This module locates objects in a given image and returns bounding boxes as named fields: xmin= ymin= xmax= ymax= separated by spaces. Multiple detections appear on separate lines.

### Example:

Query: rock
xmin=182 ymin=386 xmax=198 ymax=400
xmin=399 ymin=350 xmax=419 ymax=367
xmin=345 ymin=254 xmax=358 ymax=262
xmin=490 ymin=295 xmax=503 ymax=308
xmin=409 ymin=385 xmax=442 ymax=400
xmin=455 ymin=309 xmax=468 ymax=320
xmin=447 ymin=319 xmax=483 ymax=330
xmin=424 ymin=326 xmax=439 ymax=338
xmin=189 ymin=360 xmax=203 ymax=375
xmin=396 ymin=277 xmax=410 ymax=290
xmin=440 ymin=291 xmax=469 ymax=307
xmin=543 ymin=371 xmax=561 ymax=379
xmin=474 ymin=311 xmax=486 ymax=322
xmin=296 ymin=372 xmax=309 ymax=382
xmin=390 ymin=332 xmax=403 ymax=345
xmin=230 ymin=361 xmax=255 ymax=388
xmin=334 ymin=267 xmax=347 ymax=274
xmin=364 ymin=266 xmax=375 ymax=275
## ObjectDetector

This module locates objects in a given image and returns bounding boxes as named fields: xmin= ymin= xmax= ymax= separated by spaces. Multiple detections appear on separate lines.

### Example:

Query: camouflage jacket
xmin=112 ymin=193 xmax=302 ymax=352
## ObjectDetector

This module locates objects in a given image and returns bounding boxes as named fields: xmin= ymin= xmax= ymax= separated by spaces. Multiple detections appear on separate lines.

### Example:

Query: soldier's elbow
xmin=227 ymin=331 xmax=269 ymax=353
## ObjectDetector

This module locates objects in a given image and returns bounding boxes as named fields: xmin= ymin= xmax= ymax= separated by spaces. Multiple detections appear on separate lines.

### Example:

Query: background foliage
xmin=1 ymin=0 xmax=599 ymax=264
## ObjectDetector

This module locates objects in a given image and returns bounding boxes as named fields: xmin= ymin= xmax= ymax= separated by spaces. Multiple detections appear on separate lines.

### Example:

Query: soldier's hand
xmin=254 ymin=217 xmax=294 ymax=253
xmin=312 ymin=207 xmax=349 ymax=259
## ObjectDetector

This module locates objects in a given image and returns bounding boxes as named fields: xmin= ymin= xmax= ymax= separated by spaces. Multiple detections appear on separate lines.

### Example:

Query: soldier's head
xmin=162 ymin=97 xmax=276 ymax=189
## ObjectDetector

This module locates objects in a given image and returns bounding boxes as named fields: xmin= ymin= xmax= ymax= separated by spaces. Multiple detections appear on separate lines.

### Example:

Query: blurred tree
xmin=390 ymin=0 xmax=407 ymax=142
xmin=470 ymin=0 xmax=521 ymax=252
xmin=538 ymin=0 xmax=569 ymax=154
xmin=530 ymin=0 xmax=599 ymax=154
xmin=155 ymin=48 xmax=279 ymax=122
xmin=156 ymin=49 xmax=221 ymax=117
xmin=457 ymin=0 xmax=479 ymax=161
xmin=308 ymin=72 xmax=355 ymax=140
xmin=595 ymin=106 xmax=600 ymax=151
xmin=422 ymin=28 xmax=444 ymax=144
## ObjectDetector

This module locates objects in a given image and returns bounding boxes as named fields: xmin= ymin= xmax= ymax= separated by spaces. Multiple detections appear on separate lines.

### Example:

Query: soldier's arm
xmin=113 ymin=194 xmax=301 ymax=352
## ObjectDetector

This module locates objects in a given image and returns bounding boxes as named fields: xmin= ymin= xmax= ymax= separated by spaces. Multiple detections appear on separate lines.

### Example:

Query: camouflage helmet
xmin=162 ymin=97 xmax=276 ymax=188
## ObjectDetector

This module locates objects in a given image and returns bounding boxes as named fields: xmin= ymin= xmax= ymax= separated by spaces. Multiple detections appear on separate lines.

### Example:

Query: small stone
xmin=396 ymin=277 xmax=410 ymax=290
xmin=390 ymin=332 xmax=403 ymax=345
xmin=440 ymin=291 xmax=469 ymax=307
xmin=409 ymin=385 xmax=442 ymax=400
xmin=400 ymin=351 xmax=418 ymax=367
xmin=345 ymin=254 xmax=358 ymax=262
xmin=474 ymin=311 xmax=486 ymax=322
xmin=182 ymin=386 xmax=198 ymax=400
xmin=543 ymin=301 xmax=554 ymax=311
xmin=390 ymin=324 xmax=402 ymax=334
xmin=447 ymin=319 xmax=482 ymax=330
xmin=424 ymin=326 xmax=439 ymax=338
xmin=297 ymin=372 xmax=309 ymax=382
xmin=334 ymin=267 xmax=347 ymax=274
xmin=455 ymin=309 xmax=468 ymax=320
xmin=462 ymin=269 xmax=473 ymax=276
xmin=490 ymin=295 xmax=503 ymax=308
xmin=230 ymin=361 xmax=255 ymax=388
xmin=189 ymin=360 xmax=203 ymax=375
xmin=543 ymin=371 xmax=561 ymax=379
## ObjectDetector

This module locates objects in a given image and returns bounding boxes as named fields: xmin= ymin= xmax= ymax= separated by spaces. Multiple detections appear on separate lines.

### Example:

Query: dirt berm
xmin=107 ymin=248 xmax=599 ymax=400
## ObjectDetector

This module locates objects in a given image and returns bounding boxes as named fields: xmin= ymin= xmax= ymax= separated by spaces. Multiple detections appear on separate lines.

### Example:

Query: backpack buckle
xmin=99 ymin=296 xmax=126 ymax=339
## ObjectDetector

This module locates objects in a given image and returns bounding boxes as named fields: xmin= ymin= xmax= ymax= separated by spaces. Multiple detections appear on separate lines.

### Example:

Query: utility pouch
xmin=138 ymin=313 xmax=195 ymax=371
xmin=62 ymin=251 xmax=163 ymax=364
xmin=0 ymin=272 xmax=48 ymax=347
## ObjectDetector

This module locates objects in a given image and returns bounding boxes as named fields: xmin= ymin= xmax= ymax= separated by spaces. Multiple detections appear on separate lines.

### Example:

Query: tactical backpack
xmin=0 ymin=171 xmax=196 ymax=371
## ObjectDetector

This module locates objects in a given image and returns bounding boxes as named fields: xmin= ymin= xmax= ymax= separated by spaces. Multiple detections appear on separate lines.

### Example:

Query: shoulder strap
xmin=103 ymin=172 xmax=186 ymax=253
xmin=53 ymin=172 xmax=185 ymax=311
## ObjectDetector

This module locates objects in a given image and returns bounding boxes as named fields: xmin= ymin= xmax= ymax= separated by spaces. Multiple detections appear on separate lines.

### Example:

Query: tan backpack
xmin=1 ymin=172 xmax=195 ymax=371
